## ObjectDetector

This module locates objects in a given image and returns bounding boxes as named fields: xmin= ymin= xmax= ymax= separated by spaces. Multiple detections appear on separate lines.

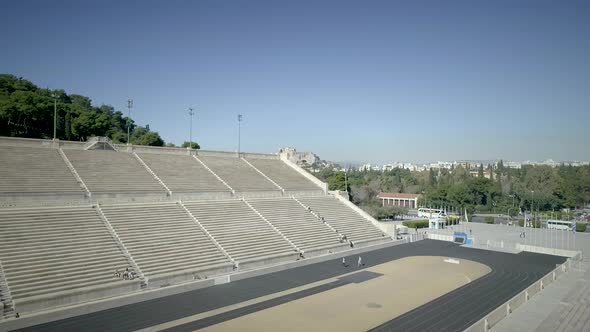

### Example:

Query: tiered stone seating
xmin=246 ymin=158 xmax=321 ymax=192
xmin=0 ymin=206 xmax=139 ymax=313
xmin=100 ymin=203 xmax=232 ymax=283
xmin=183 ymin=200 xmax=297 ymax=266
xmin=63 ymin=150 xmax=166 ymax=194
xmin=298 ymin=196 xmax=386 ymax=243
xmin=137 ymin=153 xmax=229 ymax=193
xmin=0 ymin=146 xmax=81 ymax=195
xmin=248 ymin=198 xmax=345 ymax=255
xmin=198 ymin=156 xmax=280 ymax=192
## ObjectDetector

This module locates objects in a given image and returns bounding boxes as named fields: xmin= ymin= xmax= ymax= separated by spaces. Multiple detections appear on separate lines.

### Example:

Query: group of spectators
xmin=114 ymin=267 xmax=137 ymax=280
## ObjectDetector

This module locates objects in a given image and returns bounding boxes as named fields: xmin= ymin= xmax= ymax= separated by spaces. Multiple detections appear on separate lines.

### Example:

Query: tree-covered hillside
xmin=316 ymin=163 xmax=590 ymax=215
xmin=0 ymin=74 xmax=165 ymax=146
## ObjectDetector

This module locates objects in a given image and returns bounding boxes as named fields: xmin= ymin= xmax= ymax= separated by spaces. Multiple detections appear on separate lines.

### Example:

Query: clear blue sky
xmin=1 ymin=0 xmax=588 ymax=163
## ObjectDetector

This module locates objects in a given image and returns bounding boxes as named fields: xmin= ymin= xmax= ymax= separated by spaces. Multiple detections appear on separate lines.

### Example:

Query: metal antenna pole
xmin=189 ymin=108 xmax=195 ymax=149
xmin=52 ymin=92 xmax=57 ymax=139
xmin=238 ymin=114 xmax=243 ymax=157
xmin=127 ymin=99 xmax=133 ymax=144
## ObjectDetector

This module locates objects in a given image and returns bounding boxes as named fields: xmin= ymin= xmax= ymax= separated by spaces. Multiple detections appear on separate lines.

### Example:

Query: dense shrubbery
xmin=360 ymin=203 xmax=408 ymax=220
xmin=402 ymin=220 xmax=429 ymax=229
xmin=447 ymin=215 xmax=460 ymax=225
xmin=576 ymin=223 xmax=587 ymax=232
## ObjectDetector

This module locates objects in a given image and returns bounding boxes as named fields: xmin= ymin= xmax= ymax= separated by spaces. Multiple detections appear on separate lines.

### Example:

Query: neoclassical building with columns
xmin=377 ymin=192 xmax=421 ymax=209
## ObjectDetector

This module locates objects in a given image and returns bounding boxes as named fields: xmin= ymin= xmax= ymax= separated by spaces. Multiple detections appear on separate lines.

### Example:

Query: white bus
xmin=418 ymin=208 xmax=446 ymax=218
xmin=547 ymin=220 xmax=573 ymax=230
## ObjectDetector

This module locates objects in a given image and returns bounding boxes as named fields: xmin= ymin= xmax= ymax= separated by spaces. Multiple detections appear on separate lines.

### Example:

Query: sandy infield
xmin=199 ymin=256 xmax=491 ymax=332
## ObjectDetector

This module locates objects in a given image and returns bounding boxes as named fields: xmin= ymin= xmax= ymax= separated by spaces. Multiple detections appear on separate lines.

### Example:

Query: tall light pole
xmin=531 ymin=190 xmax=535 ymax=227
xmin=344 ymin=167 xmax=348 ymax=193
xmin=52 ymin=92 xmax=58 ymax=139
xmin=188 ymin=108 xmax=195 ymax=149
xmin=127 ymin=99 xmax=133 ymax=144
xmin=237 ymin=114 xmax=243 ymax=156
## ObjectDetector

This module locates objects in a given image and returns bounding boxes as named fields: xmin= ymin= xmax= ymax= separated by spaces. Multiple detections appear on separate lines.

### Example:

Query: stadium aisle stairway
xmin=136 ymin=153 xmax=230 ymax=193
xmin=0 ymin=146 xmax=82 ymax=195
xmin=298 ymin=196 xmax=387 ymax=244
xmin=0 ymin=206 xmax=139 ymax=313
xmin=183 ymin=200 xmax=298 ymax=266
xmin=197 ymin=156 xmax=281 ymax=192
xmin=245 ymin=158 xmax=322 ymax=192
xmin=248 ymin=197 xmax=345 ymax=255
xmin=63 ymin=150 xmax=166 ymax=194
xmin=100 ymin=202 xmax=233 ymax=283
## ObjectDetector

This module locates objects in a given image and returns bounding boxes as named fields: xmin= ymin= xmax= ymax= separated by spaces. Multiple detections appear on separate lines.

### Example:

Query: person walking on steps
xmin=342 ymin=257 xmax=348 ymax=267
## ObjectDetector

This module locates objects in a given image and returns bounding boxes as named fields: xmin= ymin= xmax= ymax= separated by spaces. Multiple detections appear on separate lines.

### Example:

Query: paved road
xmin=13 ymin=240 xmax=564 ymax=332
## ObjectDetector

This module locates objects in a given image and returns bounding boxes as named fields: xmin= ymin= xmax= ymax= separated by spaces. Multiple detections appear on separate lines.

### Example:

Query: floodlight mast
xmin=238 ymin=114 xmax=243 ymax=157
xmin=127 ymin=99 xmax=133 ymax=145
xmin=52 ymin=92 xmax=58 ymax=139
xmin=189 ymin=108 xmax=195 ymax=149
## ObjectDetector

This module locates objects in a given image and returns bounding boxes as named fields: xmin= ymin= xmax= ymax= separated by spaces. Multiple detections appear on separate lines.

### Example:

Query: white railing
xmin=464 ymin=252 xmax=581 ymax=332
xmin=193 ymin=156 xmax=235 ymax=195
xmin=242 ymin=198 xmax=301 ymax=255
xmin=58 ymin=148 xmax=91 ymax=197
xmin=132 ymin=152 xmax=172 ymax=196
xmin=178 ymin=201 xmax=237 ymax=269
xmin=95 ymin=204 xmax=147 ymax=286
xmin=84 ymin=136 xmax=118 ymax=151
xmin=241 ymin=158 xmax=285 ymax=194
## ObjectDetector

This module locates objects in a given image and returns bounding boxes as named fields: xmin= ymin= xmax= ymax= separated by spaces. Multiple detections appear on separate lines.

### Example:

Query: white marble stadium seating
xmin=246 ymin=158 xmax=321 ymax=192
xmin=100 ymin=202 xmax=233 ymax=285
xmin=183 ymin=200 xmax=298 ymax=267
xmin=0 ymin=146 xmax=81 ymax=195
xmin=136 ymin=153 xmax=229 ymax=193
xmin=0 ymin=206 xmax=140 ymax=313
xmin=298 ymin=196 xmax=386 ymax=244
xmin=198 ymin=156 xmax=281 ymax=192
xmin=63 ymin=150 xmax=166 ymax=194
xmin=248 ymin=198 xmax=347 ymax=255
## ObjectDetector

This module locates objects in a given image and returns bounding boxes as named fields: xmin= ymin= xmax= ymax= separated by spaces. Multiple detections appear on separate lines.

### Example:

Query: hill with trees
xmin=0 ymin=74 xmax=169 ymax=146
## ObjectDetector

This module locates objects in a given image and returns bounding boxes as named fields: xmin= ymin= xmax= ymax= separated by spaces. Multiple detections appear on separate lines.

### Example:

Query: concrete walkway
xmin=493 ymin=261 xmax=589 ymax=332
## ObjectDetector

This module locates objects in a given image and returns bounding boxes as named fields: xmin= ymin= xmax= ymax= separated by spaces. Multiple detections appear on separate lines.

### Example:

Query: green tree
xmin=327 ymin=172 xmax=347 ymax=191
xmin=478 ymin=164 xmax=484 ymax=178
xmin=130 ymin=127 xmax=164 ymax=146
xmin=181 ymin=141 xmax=200 ymax=149
xmin=428 ymin=168 xmax=437 ymax=187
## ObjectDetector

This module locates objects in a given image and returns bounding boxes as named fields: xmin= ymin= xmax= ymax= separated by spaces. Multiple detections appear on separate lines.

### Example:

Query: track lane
xmin=13 ymin=240 xmax=565 ymax=332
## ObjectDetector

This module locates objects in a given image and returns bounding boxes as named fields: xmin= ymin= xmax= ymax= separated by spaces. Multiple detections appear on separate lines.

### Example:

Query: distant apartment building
xmin=358 ymin=164 xmax=370 ymax=171
xmin=454 ymin=160 xmax=481 ymax=170
xmin=382 ymin=164 xmax=395 ymax=171
xmin=358 ymin=164 xmax=380 ymax=171
xmin=504 ymin=161 xmax=522 ymax=169
xmin=469 ymin=170 xmax=492 ymax=179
